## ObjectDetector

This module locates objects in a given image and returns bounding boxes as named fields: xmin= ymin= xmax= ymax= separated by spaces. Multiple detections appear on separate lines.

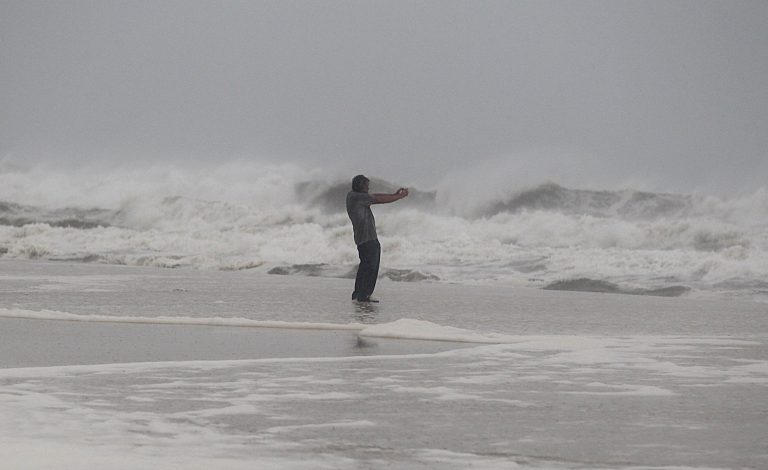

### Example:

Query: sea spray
xmin=0 ymin=162 xmax=766 ymax=301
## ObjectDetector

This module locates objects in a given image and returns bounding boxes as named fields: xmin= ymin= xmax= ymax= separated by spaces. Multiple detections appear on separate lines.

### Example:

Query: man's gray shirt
xmin=346 ymin=191 xmax=377 ymax=245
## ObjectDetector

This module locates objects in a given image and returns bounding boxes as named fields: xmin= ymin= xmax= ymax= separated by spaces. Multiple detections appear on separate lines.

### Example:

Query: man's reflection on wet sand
xmin=352 ymin=301 xmax=379 ymax=324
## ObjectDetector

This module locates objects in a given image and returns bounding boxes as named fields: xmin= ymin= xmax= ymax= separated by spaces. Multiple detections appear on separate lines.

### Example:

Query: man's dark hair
xmin=352 ymin=174 xmax=369 ymax=192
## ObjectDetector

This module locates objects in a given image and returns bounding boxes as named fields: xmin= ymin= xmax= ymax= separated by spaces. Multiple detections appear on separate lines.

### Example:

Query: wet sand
xmin=0 ymin=317 xmax=470 ymax=368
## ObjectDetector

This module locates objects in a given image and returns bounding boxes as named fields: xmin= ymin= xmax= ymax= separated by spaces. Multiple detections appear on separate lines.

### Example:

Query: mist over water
xmin=3 ymin=1 xmax=768 ymax=194
xmin=1 ymin=160 xmax=766 ymax=302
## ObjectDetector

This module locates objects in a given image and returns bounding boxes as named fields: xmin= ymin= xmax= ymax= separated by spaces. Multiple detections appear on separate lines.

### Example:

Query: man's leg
xmin=358 ymin=240 xmax=381 ymax=300
xmin=353 ymin=241 xmax=369 ymax=300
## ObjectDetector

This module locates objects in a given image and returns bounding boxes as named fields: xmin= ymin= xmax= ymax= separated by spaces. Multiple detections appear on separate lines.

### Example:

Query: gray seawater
xmin=1 ymin=259 xmax=767 ymax=469
xmin=2 ymin=176 xmax=767 ymax=303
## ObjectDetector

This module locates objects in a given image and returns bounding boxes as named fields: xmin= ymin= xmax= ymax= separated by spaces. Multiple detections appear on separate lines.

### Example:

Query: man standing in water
xmin=346 ymin=175 xmax=408 ymax=302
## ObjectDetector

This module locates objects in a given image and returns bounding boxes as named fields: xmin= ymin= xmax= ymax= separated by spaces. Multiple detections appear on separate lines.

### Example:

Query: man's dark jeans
xmin=353 ymin=239 xmax=380 ymax=300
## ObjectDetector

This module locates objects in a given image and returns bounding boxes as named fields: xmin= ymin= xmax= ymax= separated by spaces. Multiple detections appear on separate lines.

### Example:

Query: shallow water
xmin=1 ymin=259 xmax=765 ymax=336
xmin=1 ymin=259 xmax=767 ymax=469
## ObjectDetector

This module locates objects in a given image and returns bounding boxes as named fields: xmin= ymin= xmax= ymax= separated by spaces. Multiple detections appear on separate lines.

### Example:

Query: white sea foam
xmin=0 ymin=307 xmax=363 ymax=331
xmin=0 ymin=307 xmax=513 ymax=344
xmin=1 ymin=330 xmax=764 ymax=469
xmin=359 ymin=318 xmax=516 ymax=343
xmin=1 ymin=162 xmax=767 ymax=300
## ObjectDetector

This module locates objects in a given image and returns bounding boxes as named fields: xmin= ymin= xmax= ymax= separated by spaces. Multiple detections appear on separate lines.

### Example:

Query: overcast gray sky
xmin=2 ymin=0 xmax=766 ymax=194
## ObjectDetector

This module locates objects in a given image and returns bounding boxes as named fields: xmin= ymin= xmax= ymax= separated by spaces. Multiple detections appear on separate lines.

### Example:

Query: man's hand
xmin=396 ymin=188 xmax=409 ymax=198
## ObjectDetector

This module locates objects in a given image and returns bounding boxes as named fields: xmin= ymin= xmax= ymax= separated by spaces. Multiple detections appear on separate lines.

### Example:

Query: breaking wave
xmin=481 ymin=183 xmax=694 ymax=219
xmin=543 ymin=278 xmax=691 ymax=297
xmin=1 ymin=162 xmax=766 ymax=301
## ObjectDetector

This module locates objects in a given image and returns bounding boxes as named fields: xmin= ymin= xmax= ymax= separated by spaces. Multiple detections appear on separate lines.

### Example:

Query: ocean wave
xmin=0 ymin=201 xmax=114 ymax=229
xmin=480 ymin=183 xmax=694 ymax=219
xmin=1 ymin=163 xmax=766 ymax=300
xmin=543 ymin=278 xmax=691 ymax=297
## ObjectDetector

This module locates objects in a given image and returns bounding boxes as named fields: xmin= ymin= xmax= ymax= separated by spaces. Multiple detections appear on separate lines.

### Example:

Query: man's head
xmin=352 ymin=174 xmax=370 ymax=193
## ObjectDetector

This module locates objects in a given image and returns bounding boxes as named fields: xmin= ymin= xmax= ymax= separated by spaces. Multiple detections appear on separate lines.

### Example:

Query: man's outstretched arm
xmin=372 ymin=188 xmax=409 ymax=204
